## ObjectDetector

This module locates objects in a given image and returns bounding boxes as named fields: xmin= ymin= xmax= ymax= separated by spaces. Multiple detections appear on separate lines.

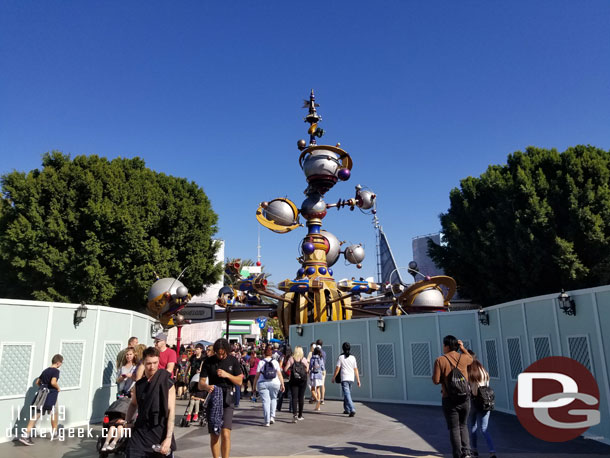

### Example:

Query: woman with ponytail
xmin=467 ymin=350 xmax=497 ymax=458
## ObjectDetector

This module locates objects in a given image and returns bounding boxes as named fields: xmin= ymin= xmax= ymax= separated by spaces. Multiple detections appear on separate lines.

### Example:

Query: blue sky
xmin=1 ymin=1 xmax=610 ymax=285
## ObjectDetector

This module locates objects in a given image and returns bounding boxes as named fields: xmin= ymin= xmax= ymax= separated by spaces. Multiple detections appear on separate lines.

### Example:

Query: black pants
xmin=442 ymin=397 xmax=471 ymax=458
xmin=290 ymin=380 xmax=307 ymax=417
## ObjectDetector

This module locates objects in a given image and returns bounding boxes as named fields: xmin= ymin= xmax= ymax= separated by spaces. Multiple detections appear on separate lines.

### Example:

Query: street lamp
xmin=151 ymin=321 xmax=163 ymax=338
xmin=558 ymin=289 xmax=576 ymax=316
xmin=73 ymin=302 xmax=88 ymax=328
xmin=478 ymin=309 xmax=490 ymax=326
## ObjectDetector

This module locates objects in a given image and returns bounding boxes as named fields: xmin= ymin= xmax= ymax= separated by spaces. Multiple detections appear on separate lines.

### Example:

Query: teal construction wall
xmin=290 ymin=285 xmax=610 ymax=444
xmin=0 ymin=299 xmax=155 ymax=443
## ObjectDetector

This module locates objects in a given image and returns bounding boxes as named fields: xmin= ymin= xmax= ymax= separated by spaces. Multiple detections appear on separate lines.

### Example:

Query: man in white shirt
xmin=331 ymin=342 xmax=361 ymax=417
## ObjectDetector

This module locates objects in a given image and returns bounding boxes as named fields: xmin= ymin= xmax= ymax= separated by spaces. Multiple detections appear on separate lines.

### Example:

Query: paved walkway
xmin=3 ymin=398 xmax=609 ymax=457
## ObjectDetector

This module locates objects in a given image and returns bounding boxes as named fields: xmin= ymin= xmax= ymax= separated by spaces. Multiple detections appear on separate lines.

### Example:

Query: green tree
xmin=429 ymin=145 xmax=610 ymax=306
xmin=267 ymin=317 xmax=284 ymax=340
xmin=0 ymin=152 xmax=222 ymax=310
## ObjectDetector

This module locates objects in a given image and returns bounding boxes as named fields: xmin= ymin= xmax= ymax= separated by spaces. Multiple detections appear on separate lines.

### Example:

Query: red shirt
xmin=159 ymin=347 xmax=177 ymax=372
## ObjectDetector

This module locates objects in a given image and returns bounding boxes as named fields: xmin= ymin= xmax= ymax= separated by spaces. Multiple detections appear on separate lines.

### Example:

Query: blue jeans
xmin=470 ymin=406 xmax=495 ymax=453
xmin=341 ymin=381 xmax=355 ymax=413
xmin=257 ymin=379 xmax=280 ymax=424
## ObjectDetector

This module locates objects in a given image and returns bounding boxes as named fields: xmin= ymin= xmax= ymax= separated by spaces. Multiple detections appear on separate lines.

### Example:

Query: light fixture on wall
xmin=296 ymin=324 xmax=303 ymax=336
xmin=558 ymin=289 xmax=576 ymax=316
xmin=478 ymin=309 xmax=490 ymax=326
xmin=151 ymin=321 xmax=163 ymax=338
xmin=73 ymin=302 xmax=88 ymax=328
xmin=377 ymin=317 xmax=385 ymax=332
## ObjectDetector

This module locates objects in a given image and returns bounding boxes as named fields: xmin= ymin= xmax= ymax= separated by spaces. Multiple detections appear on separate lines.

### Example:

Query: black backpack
xmin=290 ymin=360 xmax=307 ymax=382
xmin=443 ymin=354 xmax=471 ymax=401
xmin=475 ymin=385 xmax=495 ymax=411
xmin=261 ymin=359 xmax=277 ymax=380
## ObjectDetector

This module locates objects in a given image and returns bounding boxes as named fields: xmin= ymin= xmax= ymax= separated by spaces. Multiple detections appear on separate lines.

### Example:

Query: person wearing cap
xmin=155 ymin=333 xmax=177 ymax=375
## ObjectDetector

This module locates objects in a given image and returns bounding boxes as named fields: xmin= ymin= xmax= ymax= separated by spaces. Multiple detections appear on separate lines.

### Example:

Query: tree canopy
xmin=429 ymin=145 xmax=610 ymax=306
xmin=0 ymin=152 xmax=222 ymax=310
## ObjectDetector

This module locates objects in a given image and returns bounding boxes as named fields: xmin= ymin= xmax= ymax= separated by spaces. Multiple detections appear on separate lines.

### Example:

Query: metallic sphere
xmin=338 ymin=168 xmax=351 ymax=181
xmin=306 ymin=267 xmax=316 ymax=275
xmin=345 ymin=244 xmax=365 ymax=264
xmin=300 ymin=194 xmax=327 ymax=219
xmin=297 ymin=268 xmax=305 ymax=277
xmin=320 ymin=230 xmax=341 ymax=267
xmin=408 ymin=261 xmax=418 ymax=270
xmin=318 ymin=267 xmax=327 ymax=275
xmin=147 ymin=278 xmax=187 ymax=303
xmin=174 ymin=313 xmax=186 ymax=326
xmin=302 ymin=241 xmax=315 ymax=254
xmin=411 ymin=288 xmax=445 ymax=308
xmin=176 ymin=285 xmax=188 ymax=298
xmin=356 ymin=263 xmax=362 ymax=269
xmin=297 ymin=139 xmax=307 ymax=150
xmin=328 ymin=268 xmax=333 ymax=276
xmin=357 ymin=189 xmax=376 ymax=210
xmin=302 ymin=149 xmax=341 ymax=180
xmin=263 ymin=199 xmax=298 ymax=226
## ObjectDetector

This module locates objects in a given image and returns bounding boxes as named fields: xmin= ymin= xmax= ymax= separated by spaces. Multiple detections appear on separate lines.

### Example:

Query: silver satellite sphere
xmin=320 ymin=230 xmax=341 ymax=267
xmin=176 ymin=285 xmax=188 ymax=298
xmin=357 ymin=189 xmax=375 ymax=210
xmin=263 ymin=199 xmax=297 ymax=226
xmin=302 ymin=149 xmax=341 ymax=180
xmin=147 ymin=278 xmax=187 ymax=302
xmin=411 ymin=288 xmax=445 ymax=308
xmin=344 ymin=244 xmax=365 ymax=264
xmin=300 ymin=194 xmax=327 ymax=219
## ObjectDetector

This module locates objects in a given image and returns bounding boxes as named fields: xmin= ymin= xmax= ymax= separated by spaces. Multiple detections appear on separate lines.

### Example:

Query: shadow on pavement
xmin=364 ymin=402 xmax=610 ymax=456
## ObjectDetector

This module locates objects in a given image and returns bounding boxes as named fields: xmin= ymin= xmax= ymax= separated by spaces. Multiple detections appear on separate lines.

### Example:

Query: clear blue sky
xmin=1 ymin=1 xmax=610 ymax=285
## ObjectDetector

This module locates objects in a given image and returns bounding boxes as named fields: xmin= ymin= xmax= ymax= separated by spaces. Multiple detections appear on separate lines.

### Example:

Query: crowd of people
xmin=18 ymin=332 xmax=497 ymax=458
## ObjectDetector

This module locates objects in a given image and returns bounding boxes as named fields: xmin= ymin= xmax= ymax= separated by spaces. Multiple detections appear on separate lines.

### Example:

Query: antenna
xmin=257 ymin=225 xmax=261 ymax=265
xmin=372 ymin=201 xmax=382 ymax=284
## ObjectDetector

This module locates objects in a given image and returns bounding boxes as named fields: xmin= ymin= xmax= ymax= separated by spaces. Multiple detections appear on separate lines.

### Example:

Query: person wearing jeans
xmin=467 ymin=350 xmax=496 ymax=458
xmin=332 ymin=342 xmax=361 ymax=417
xmin=432 ymin=335 xmax=474 ymax=458
xmin=253 ymin=346 xmax=285 ymax=426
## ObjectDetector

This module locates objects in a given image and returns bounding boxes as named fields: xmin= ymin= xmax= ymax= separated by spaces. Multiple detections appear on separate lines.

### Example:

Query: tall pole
xmin=226 ymin=306 xmax=231 ymax=341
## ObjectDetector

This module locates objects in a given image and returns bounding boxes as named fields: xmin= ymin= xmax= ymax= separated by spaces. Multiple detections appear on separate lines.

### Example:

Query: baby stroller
xmin=96 ymin=396 xmax=131 ymax=456
xmin=179 ymin=373 xmax=209 ymax=428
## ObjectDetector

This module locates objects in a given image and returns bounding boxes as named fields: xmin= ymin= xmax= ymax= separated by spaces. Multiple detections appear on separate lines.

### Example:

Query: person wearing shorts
xmin=20 ymin=354 xmax=63 ymax=445
xmin=199 ymin=338 xmax=243 ymax=458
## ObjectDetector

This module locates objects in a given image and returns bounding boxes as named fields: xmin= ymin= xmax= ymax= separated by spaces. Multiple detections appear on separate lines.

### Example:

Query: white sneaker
xmin=264 ymin=422 xmax=270 ymax=427
xmin=270 ymin=417 xmax=275 ymax=424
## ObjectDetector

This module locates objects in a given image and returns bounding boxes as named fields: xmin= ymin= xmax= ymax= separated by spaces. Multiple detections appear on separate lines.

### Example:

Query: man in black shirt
xmin=199 ymin=338 xmax=243 ymax=458
xmin=187 ymin=343 xmax=206 ymax=381
xmin=126 ymin=347 xmax=176 ymax=457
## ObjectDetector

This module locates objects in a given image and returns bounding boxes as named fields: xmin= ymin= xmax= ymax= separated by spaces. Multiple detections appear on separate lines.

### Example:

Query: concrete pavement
xmin=3 ymin=397 xmax=609 ymax=457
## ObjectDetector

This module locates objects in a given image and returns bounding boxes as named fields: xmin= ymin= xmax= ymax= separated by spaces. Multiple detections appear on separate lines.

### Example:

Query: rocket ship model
xmin=256 ymin=90 xmax=379 ymax=335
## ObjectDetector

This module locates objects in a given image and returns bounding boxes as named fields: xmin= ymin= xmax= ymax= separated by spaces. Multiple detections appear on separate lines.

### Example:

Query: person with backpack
xmin=309 ymin=347 xmax=325 ymax=411
xmin=283 ymin=345 xmax=309 ymax=422
xmin=253 ymin=345 xmax=285 ymax=426
xmin=467 ymin=350 xmax=497 ymax=458
xmin=432 ymin=335 xmax=474 ymax=458
xmin=332 ymin=342 xmax=361 ymax=417
xmin=20 ymin=354 xmax=63 ymax=445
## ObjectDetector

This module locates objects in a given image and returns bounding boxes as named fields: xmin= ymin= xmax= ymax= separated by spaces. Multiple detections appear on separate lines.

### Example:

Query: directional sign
xmin=179 ymin=304 xmax=215 ymax=322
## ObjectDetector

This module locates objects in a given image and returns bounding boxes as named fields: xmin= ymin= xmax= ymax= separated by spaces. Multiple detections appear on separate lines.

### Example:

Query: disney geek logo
xmin=513 ymin=356 xmax=600 ymax=442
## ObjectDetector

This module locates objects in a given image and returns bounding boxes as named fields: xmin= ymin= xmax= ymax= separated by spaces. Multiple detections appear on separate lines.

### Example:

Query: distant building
xmin=412 ymin=233 xmax=444 ymax=278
